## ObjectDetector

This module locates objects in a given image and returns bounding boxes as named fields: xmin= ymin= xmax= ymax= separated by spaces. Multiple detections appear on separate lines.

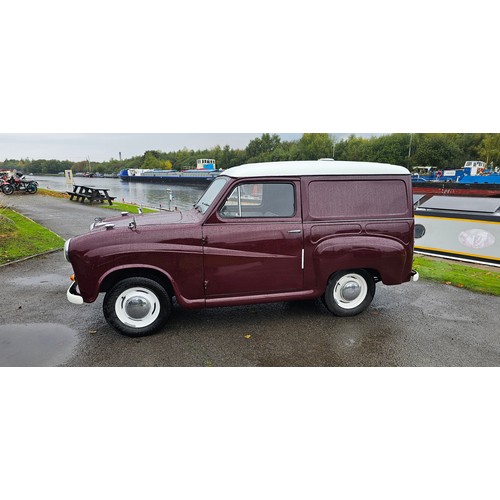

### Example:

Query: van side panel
xmin=302 ymin=176 xmax=414 ymax=288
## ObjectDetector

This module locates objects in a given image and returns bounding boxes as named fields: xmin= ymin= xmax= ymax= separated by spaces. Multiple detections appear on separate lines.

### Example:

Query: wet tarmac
xmin=0 ymin=323 xmax=78 ymax=366
xmin=2 ymin=194 xmax=500 ymax=366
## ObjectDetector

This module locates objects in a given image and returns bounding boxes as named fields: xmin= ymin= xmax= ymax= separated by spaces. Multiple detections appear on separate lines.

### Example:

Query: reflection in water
xmin=30 ymin=175 xmax=207 ymax=211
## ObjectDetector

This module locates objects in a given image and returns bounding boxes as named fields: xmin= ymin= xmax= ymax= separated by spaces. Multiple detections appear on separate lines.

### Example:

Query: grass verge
xmin=39 ymin=188 xmax=157 ymax=214
xmin=413 ymin=255 xmax=500 ymax=296
xmin=0 ymin=207 xmax=64 ymax=265
xmin=38 ymin=188 xmax=68 ymax=199
xmin=99 ymin=201 xmax=158 ymax=214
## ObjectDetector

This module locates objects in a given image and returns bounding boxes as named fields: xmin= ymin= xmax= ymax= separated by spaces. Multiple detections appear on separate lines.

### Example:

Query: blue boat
xmin=412 ymin=161 xmax=500 ymax=197
xmin=118 ymin=159 xmax=221 ymax=186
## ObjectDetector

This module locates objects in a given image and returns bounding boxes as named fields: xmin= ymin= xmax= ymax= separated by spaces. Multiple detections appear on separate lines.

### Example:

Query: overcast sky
xmin=0 ymin=133 xmax=367 ymax=162
xmin=0 ymin=133 xmax=297 ymax=162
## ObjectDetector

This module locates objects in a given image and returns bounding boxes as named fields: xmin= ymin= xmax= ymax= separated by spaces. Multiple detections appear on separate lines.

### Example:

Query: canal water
xmin=29 ymin=175 xmax=207 ymax=211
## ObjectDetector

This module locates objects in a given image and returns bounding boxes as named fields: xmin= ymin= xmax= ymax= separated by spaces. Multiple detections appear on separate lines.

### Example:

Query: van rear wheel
xmin=323 ymin=270 xmax=375 ymax=317
xmin=103 ymin=277 xmax=171 ymax=337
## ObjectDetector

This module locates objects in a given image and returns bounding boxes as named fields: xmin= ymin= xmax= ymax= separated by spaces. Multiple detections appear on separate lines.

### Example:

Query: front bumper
xmin=67 ymin=281 xmax=84 ymax=305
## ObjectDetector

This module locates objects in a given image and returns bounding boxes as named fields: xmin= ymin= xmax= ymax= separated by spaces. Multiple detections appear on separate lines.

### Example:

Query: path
xmin=1 ymin=192 xmax=128 ymax=239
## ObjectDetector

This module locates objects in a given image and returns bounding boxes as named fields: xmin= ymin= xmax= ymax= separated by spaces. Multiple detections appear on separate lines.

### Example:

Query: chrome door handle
xmin=287 ymin=229 xmax=302 ymax=233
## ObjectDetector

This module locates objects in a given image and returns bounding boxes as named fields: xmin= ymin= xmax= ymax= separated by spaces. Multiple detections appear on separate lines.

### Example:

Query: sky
xmin=0 ymin=133 xmax=373 ymax=162
xmin=0 ymin=133 xmax=297 ymax=162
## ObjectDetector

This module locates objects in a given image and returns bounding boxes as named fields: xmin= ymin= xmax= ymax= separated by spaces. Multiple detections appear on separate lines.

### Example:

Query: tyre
xmin=103 ymin=277 xmax=171 ymax=337
xmin=323 ymin=270 xmax=375 ymax=317
xmin=26 ymin=183 xmax=38 ymax=194
xmin=2 ymin=184 xmax=14 ymax=195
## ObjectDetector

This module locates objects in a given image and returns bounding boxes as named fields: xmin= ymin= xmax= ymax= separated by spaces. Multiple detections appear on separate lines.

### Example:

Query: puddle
xmin=0 ymin=323 xmax=78 ymax=367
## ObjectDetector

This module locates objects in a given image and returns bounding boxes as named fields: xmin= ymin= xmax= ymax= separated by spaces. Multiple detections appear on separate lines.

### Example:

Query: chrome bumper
xmin=67 ymin=281 xmax=84 ymax=305
xmin=411 ymin=270 xmax=420 ymax=282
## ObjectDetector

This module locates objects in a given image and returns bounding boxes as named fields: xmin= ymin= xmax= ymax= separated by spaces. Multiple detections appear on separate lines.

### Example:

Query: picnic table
xmin=67 ymin=185 xmax=116 ymax=206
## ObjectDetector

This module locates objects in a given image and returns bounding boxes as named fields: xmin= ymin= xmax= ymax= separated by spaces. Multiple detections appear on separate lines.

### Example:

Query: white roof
xmin=223 ymin=160 xmax=410 ymax=178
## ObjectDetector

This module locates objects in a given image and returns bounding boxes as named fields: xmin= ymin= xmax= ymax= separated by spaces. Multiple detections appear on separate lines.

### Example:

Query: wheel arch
xmin=99 ymin=266 xmax=175 ymax=298
xmin=313 ymin=235 xmax=409 ymax=286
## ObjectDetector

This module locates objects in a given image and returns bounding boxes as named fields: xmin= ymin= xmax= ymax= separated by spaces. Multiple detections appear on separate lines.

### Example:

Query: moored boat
xmin=412 ymin=161 xmax=500 ymax=197
xmin=413 ymin=194 xmax=500 ymax=267
xmin=118 ymin=158 xmax=221 ymax=186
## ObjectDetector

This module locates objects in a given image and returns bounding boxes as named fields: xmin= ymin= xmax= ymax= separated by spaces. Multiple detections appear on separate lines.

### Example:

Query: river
xmin=28 ymin=175 xmax=206 ymax=211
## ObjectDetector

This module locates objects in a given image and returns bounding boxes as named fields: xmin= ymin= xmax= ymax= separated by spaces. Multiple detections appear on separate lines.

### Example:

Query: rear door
xmin=202 ymin=180 xmax=303 ymax=298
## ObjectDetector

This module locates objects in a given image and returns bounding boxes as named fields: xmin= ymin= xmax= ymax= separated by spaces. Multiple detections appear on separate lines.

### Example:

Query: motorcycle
xmin=1 ymin=173 xmax=38 ymax=195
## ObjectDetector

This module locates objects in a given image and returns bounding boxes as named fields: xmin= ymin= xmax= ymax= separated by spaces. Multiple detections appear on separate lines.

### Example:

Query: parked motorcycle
xmin=1 ymin=173 xmax=38 ymax=195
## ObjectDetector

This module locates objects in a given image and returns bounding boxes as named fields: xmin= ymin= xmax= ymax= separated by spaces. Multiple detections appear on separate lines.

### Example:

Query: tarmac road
xmin=2 ymin=192 xmax=500 ymax=366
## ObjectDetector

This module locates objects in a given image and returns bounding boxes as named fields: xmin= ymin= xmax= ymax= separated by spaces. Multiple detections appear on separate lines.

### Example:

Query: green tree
xmin=478 ymin=134 xmax=500 ymax=166
xmin=412 ymin=134 xmax=463 ymax=169
xmin=142 ymin=151 xmax=167 ymax=170
xmin=246 ymin=133 xmax=281 ymax=162
xmin=295 ymin=133 xmax=332 ymax=160
xmin=335 ymin=135 xmax=369 ymax=161
xmin=365 ymin=134 xmax=411 ymax=166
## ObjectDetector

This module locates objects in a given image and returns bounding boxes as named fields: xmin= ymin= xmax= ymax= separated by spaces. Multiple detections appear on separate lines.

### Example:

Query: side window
xmin=220 ymin=182 xmax=295 ymax=218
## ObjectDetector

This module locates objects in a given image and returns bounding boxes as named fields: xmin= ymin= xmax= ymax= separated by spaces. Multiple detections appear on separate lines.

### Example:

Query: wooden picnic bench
xmin=67 ymin=185 xmax=116 ymax=206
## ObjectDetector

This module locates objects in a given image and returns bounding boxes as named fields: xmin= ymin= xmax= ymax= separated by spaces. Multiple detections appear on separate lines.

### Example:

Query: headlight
xmin=64 ymin=238 xmax=71 ymax=262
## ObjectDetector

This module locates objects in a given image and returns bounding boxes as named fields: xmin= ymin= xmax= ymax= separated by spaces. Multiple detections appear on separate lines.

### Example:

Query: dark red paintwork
xmin=67 ymin=173 xmax=415 ymax=308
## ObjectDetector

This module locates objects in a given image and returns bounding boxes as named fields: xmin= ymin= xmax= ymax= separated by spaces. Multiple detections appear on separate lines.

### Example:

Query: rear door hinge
xmin=201 ymin=235 xmax=208 ymax=246
xmin=204 ymin=280 xmax=209 ymax=291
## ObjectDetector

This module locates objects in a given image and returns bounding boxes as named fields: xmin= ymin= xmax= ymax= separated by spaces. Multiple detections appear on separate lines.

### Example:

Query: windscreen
xmin=194 ymin=177 xmax=228 ymax=214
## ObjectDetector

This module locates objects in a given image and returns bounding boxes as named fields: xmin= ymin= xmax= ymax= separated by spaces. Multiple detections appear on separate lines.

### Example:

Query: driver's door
xmin=202 ymin=181 xmax=303 ymax=298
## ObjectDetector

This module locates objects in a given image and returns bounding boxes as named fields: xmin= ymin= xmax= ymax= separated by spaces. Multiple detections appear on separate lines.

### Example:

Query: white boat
xmin=414 ymin=195 xmax=500 ymax=267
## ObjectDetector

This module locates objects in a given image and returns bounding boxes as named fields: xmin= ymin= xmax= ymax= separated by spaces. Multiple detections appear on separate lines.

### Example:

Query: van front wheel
xmin=323 ymin=270 xmax=375 ymax=317
xmin=103 ymin=277 xmax=171 ymax=337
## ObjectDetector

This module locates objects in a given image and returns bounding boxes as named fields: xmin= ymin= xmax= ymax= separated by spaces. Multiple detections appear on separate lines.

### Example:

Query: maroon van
xmin=64 ymin=160 xmax=419 ymax=337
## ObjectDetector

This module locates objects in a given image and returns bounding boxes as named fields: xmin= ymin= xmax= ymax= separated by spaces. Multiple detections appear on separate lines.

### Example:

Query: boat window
xmin=194 ymin=177 xmax=228 ymax=214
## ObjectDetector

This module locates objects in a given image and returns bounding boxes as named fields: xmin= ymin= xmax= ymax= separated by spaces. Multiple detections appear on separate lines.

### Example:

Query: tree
xmin=412 ymin=134 xmax=463 ymax=169
xmin=142 ymin=151 xmax=167 ymax=170
xmin=335 ymin=135 xmax=369 ymax=161
xmin=295 ymin=133 xmax=332 ymax=160
xmin=478 ymin=134 xmax=500 ymax=166
xmin=365 ymin=134 xmax=411 ymax=166
xmin=245 ymin=133 xmax=281 ymax=162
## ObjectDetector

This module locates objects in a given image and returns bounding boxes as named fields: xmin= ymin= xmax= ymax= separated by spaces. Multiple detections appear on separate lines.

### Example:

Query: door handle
xmin=287 ymin=229 xmax=302 ymax=233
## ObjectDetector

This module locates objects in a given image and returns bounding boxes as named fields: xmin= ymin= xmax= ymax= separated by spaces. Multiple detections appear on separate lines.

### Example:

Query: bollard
xmin=166 ymin=189 xmax=173 ymax=211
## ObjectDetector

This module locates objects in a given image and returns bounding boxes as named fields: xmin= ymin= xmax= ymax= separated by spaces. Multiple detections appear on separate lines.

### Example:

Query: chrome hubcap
xmin=333 ymin=274 xmax=368 ymax=309
xmin=115 ymin=287 xmax=160 ymax=328
xmin=125 ymin=296 xmax=151 ymax=319
xmin=340 ymin=280 xmax=361 ymax=301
